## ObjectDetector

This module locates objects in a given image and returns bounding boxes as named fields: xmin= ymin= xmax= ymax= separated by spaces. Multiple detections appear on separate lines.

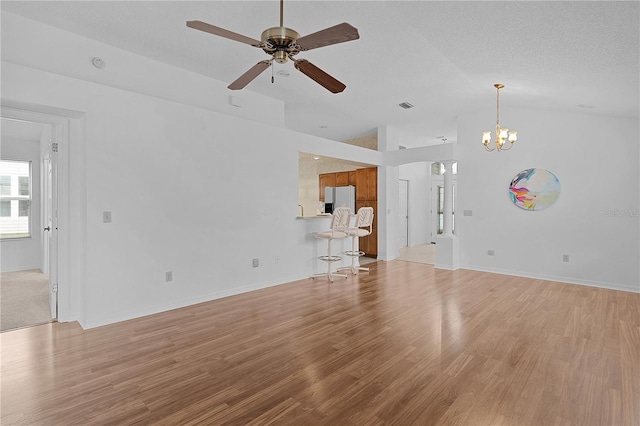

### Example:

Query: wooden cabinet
xmin=356 ymin=200 xmax=378 ymax=258
xmin=318 ymin=173 xmax=336 ymax=201
xmin=355 ymin=167 xmax=378 ymax=257
xmin=348 ymin=171 xmax=357 ymax=186
xmin=355 ymin=167 xmax=377 ymax=201
xmin=366 ymin=167 xmax=377 ymax=200
xmin=355 ymin=168 xmax=368 ymax=200
xmin=335 ymin=172 xmax=349 ymax=187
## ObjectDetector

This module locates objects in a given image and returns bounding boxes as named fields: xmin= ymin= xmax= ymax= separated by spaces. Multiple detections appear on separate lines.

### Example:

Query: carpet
xmin=1 ymin=269 xmax=52 ymax=332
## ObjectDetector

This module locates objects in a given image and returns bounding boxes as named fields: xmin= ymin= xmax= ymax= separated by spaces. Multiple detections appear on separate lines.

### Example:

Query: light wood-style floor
xmin=2 ymin=261 xmax=639 ymax=425
xmin=397 ymin=243 xmax=436 ymax=265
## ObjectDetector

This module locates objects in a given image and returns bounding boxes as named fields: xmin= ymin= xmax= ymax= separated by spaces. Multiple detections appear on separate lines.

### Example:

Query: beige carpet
xmin=1 ymin=269 xmax=52 ymax=332
xmin=397 ymin=243 xmax=436 ymax=265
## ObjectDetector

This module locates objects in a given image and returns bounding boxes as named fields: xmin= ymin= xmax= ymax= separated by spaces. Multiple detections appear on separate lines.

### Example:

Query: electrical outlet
xmin=252 ymin=258 xmax=259 ymax=267
xmin=563 ymin=254 xmax=570 ymax=262
xmin=487 ymin=250 xmax=495 ymax=256
xmin=165 ymin=271 xmax=173 ymax=282
xmin=275 ymin=256 xmax=280 ymax=264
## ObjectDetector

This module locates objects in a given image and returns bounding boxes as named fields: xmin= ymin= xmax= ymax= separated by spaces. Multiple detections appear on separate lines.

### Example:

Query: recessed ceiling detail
xmin=398 ymin=102 xmax=414 ymax=110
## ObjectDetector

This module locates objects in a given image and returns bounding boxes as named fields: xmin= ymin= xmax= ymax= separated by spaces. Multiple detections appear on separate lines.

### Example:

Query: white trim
xmin=80 ymin=273 xmax=311 ymax=329
xmin=0 ymin=264 xmax=42 ymax=273
xmin=1 ymin=104 xmax=86 ymax=323
xmin=461 ymin=264 xmax=640 ymax=294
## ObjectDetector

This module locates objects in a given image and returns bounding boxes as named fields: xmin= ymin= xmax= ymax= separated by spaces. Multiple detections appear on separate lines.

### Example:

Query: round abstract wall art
xmin=508 ymin=168 xmax=561 ymax=211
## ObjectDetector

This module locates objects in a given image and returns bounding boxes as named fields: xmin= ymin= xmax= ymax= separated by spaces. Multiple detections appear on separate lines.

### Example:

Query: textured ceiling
xmin=2 ymin=1 xmax=638 ymax=147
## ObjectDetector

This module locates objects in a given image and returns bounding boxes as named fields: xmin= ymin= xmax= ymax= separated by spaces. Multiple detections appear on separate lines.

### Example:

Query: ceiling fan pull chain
xmin=271 ymin=62 xmax=275 ymax=83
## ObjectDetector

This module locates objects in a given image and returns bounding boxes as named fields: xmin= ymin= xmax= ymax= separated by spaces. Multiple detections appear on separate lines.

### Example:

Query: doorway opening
xmin=397 ymin=163 xmax=434 ymax=264
xmin=0 ymin=115 xmax=58 ymax=332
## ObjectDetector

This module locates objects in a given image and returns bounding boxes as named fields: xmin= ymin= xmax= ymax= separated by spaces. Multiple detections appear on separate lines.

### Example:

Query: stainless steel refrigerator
xmin=324 ymin=185 xmax=356 ymax=213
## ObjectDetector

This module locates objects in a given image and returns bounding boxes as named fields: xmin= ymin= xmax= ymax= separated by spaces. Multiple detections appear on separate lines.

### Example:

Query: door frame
xmin=1 ymin=105 xmax=77 ymax=323
xmin=399 ymin=179 xmax=409 ymax=248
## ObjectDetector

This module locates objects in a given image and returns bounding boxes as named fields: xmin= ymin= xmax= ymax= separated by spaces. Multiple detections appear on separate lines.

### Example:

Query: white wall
xmin=457 ymin=107 xmax=639 ymax=292
xmin=398 ymin=162 xmax=430 ymax=246
xmin=3 ymin=60 xmax=384 ymax=328
xmin=1 ymin=12 xmax=382 ymax=328
xmin=0 ymin=138 xmax=42 ymax=271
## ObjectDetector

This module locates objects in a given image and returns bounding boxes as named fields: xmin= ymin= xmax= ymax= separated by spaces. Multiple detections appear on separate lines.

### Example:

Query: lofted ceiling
xmin=1 ymin=1 xmax=638 ymax=147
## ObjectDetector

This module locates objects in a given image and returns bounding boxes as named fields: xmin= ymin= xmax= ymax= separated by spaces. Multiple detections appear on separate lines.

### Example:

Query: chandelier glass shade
xmin=483 ymin=84 xmax=517 ymax=152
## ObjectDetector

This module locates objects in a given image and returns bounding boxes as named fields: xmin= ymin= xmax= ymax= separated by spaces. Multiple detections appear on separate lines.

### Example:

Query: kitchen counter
xmin=296 ymin=215 xmax=333 ymax=220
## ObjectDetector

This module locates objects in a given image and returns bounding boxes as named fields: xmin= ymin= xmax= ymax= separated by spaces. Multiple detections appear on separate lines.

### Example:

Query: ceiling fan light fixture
xmin=274 ymin=50 xmax=288 ymax=64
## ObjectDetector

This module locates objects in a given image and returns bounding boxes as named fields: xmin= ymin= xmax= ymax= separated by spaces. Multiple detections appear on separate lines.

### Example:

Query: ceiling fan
xmin=186 ymin=0 xmax=359 ymax=93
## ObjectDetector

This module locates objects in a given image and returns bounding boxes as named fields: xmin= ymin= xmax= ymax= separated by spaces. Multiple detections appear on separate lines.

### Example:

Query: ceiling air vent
xmin=398 ymin=102 xmax=414 ymax=109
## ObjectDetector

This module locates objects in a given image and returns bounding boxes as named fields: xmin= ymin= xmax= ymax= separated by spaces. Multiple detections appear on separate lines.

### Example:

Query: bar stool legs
xmin=339 ymin=235 xmax=369 ymax=275
xmin=312 ymin=238 xmax=348 ymax=282
xmin=312 ymin=206 xmax=351 ymax=283
xmin=337 ymin=206 xmax=374 ymax=276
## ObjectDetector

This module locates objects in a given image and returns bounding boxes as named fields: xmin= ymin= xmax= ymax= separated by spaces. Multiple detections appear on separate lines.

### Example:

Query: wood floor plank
xmin=1 ymin=261 xmax=639 ymax=425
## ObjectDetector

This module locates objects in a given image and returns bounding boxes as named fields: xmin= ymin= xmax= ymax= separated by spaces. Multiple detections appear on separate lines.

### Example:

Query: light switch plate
xmin=103 ymin=211 xmax=112 ymax=223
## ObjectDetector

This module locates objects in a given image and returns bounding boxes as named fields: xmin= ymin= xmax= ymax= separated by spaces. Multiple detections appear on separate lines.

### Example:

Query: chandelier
xmin=482 ymin=83 xmax=517 ymax=151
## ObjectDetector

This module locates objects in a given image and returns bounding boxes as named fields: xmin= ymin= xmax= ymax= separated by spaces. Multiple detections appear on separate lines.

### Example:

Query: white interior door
xmin=43 ymin=155 xmax=51 ymax=276
xmin=399 ymin=179 xmax=408 ymax=247
xmin=46 ymin=129 xmax=58 ymax=320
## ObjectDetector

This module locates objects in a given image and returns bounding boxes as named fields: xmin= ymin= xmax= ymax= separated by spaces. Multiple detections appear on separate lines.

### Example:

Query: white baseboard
xmin=434 ymin=263 xmax=457 ymax=271
xmin=1 ymin=265 xmax=42 ymax=273
xmin=79 ymin=272 xmax=312 ymax=330
xmin=461 ymin=264 xmax=640 ymax=294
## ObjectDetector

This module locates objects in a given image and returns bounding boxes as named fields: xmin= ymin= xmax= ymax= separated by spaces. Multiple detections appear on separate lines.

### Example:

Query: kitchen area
xmin=298 ymin=152 xmax=378 ymax=259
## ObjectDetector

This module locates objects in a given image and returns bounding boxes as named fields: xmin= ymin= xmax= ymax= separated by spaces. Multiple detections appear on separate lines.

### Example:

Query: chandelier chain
xmin=496 ymin=85 xmax=500 ymax=126
xmin=482 ymin=83 xmax=517 ymax=152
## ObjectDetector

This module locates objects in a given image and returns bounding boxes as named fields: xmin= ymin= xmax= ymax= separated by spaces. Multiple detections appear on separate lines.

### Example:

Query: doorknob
xmin=44 ymin=226 xmax=51 ymax=231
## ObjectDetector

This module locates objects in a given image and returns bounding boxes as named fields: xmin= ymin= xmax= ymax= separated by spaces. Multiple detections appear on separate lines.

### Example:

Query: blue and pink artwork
xmin=509 ymin=168 xmax=561 ymax=211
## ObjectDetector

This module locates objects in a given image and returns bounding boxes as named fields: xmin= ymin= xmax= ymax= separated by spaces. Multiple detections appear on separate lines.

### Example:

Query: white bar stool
xmin=338 ymin=206 xmax=374 ymax=275
xmin=312 ymin=207 xmax=351 ymax=282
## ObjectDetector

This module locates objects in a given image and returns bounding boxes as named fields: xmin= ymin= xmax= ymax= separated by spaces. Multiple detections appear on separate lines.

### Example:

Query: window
xmin=0 ymin=160 xmax=32 ymax=239
xmin=431 ymin=162 xmax=457 ymax=176
xmin=0 ymin=201 xmax=10 ymax=217
xmin=18 ymin=176 xmax=29 ymax=196
xmin=437 ymin=185 xmax=444 ymax=234
xmin=436 ymin=184 xmax=455 ymax=235
xmin=0 ymin=176 xmax=10 ymax=195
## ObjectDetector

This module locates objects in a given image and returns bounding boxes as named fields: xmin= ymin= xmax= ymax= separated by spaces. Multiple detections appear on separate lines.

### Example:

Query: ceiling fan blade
xmin=186 ymin=20 xmax=262 ymax=47
xmin=293 ymin=59 xmax=346 ymax=94
xmin=296 ymin=23 xmax=359 ymax=51
xmin=228 ymin=60 xmax=272 ymax=90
